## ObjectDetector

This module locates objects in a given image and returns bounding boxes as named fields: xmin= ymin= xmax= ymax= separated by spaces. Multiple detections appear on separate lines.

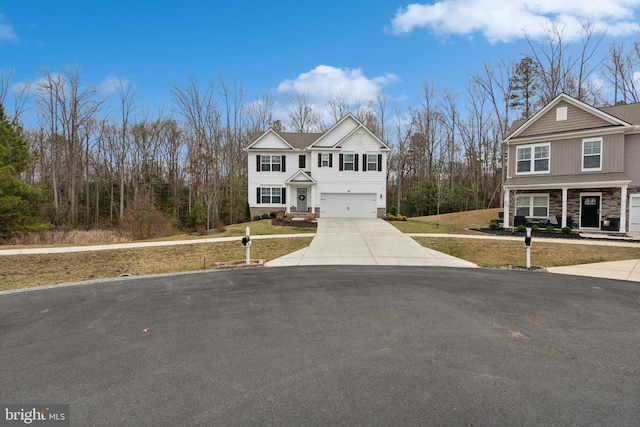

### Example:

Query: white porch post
xmin=620 ymin=185 xmax=628 ymax=233
xmin=503 ymin=188 xmax=510 ymax=228
xmin=311 ymin=185 xmax=315 ymax=215
xmin=286 ymin=186 xmax=291 ymax=214
xmin=561 ymin=187 xmax=568 ymax=228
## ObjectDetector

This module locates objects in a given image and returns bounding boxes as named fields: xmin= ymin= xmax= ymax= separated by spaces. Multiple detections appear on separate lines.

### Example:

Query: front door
xmin=580 ymin=194 xmax=601 ymax=229
xmin=297 ymin=188 xmax=307 ymax=212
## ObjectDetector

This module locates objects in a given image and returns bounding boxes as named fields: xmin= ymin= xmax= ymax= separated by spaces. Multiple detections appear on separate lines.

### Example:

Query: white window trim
xmin=367 ymin=153 xmax=378 ymax=172
xmin=343 ymin=153 xmax=355 ymax=171
xmin=582 ymin=137 xmax=603 ymax=172
xmin=515 ymin=193 xmax=549 ymax=218
xmin=321 ymin=153 xmax=329 ymax=167
xmin=516 ymin=143 xmax=550 ymax=175
xmin=260 ymin=187 xmax=282 ymax=204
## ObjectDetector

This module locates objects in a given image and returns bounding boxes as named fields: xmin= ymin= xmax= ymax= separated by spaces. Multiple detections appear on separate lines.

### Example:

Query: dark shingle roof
xmin=599 ymin=103 xmax=640 ymax=125
xmin=247 ymin=130 xmax=322 ymax=149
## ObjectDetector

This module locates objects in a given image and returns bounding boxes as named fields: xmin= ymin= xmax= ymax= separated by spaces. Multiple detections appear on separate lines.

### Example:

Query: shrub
xmin=386 ymin=214 xmax=396 ymax=221
xmin=489 ymin=219 xmax=500 ymax=229
xmin=215 ymin=221 xmax=227 ymax=232
xmin=546 ymin=225 xmax=555 ymax=233
xmin=276 ymin=211 xmax=285 ymax=221
xmin=531 ymin=224 xmax=539 ymax=232
xmin=284 ymin=217 xmax=292 ymax=223
xmin=397 ymin=215 xmax=407 ymax=221
xmin=261 ymin=213 xmax=269 ymax=219
xmin=253 ymin=215 xmax=262 ymax=221
xmin=305 ymin=215 xmax=314 ymax=222
xmin=269 ymin=211 xmax=277 ymax=218
xmin=561 ymin=226 xmax=572 ymax=234
xmin=516 ymin=224 xmax=526 ymax=232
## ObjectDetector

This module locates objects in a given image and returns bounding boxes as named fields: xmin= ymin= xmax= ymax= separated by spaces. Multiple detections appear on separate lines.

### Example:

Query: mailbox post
xmin=524 ymin=227 xmax=532 ymax=269
xmin=242 ymin=226 xmax=251 ymax=265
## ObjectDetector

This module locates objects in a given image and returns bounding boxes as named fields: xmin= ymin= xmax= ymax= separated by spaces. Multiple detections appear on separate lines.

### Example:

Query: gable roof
xmin=246 ymin=113 xmax=390 ymax=151
xmin=309 ymin=113 xmax=391 ymax=151
xmin=505 ymin=93 xmax=634 ymax=142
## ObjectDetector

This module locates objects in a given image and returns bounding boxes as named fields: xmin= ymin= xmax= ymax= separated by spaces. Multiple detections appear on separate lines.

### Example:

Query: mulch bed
xmin=470 ymin=227 xmax=582 ymax=240
xmin=271 ymin=219 xmax=317 ymax=228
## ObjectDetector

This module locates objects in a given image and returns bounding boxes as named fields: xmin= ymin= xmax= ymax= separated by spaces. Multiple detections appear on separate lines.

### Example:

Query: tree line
xmin=1 ymin=22 xmax=639 ymax=238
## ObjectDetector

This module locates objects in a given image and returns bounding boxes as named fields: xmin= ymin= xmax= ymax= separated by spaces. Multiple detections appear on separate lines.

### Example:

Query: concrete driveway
xmin=266 ymin=218 xmax=476 ymax=267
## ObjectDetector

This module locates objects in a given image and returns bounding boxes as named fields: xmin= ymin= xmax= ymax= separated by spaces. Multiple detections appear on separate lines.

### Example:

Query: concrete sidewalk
xmin=547 ymin=259 xmax=640 ymax=282
xmin=266 ymin=218 xmax=477 ymax=268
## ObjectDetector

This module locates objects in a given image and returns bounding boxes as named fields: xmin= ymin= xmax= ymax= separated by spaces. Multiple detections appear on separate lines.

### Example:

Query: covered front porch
xmin=285 ymin=170 xmax=317 ymax=217
xmin=504 ymin=180 xmax=631 ymax=233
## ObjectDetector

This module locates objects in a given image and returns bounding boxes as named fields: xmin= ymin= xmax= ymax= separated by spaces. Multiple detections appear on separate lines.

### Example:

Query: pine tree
xmin=509 ymin=57 xmax=539 ymax=120
xmin=0 ymin=104 xmax=46 ymax=237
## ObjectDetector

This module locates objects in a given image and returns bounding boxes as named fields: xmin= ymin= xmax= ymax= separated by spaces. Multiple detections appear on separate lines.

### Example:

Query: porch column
xmin=620 ymin=185 xmax=628 ymax=233
xmin=561 ymin=187 xmax=568 ymax=228
xmin=503 ymin=188 xmax=510 ymax=228
xmin=311 ymin=186 xmax=316 ymax=215
xmin=286 ymin=186 xmax=291 ymax=214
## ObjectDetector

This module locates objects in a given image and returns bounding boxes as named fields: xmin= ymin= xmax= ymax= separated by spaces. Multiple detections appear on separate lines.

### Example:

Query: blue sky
xmin=3 ymin=1 xmax=640 ymax=124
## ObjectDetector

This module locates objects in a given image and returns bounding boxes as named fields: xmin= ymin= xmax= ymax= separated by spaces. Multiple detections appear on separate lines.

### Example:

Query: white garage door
xmin=320 ymin=193 xmax=377 ymax=218
xmin=630 ymin=195 xmax=640 ymax=232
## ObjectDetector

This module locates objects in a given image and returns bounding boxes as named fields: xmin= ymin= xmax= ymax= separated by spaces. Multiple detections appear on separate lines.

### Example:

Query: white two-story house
xmin=246 ymin=113 xmax=390 ymax=219
xmin=503 ymin=93 xmax=640 ymax=233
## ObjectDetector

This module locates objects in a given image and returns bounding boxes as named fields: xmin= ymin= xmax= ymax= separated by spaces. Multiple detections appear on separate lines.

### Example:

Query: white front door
xmin=297 ymin=188 xmax=307 ymax=212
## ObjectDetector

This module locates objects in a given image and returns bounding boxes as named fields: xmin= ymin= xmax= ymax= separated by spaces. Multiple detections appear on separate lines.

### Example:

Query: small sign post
xmin=524 ymin=227 xmax=532 ymax=269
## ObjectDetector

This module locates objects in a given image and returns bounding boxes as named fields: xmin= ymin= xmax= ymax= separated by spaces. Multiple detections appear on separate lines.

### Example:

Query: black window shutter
xmin=256 ymin=187 xmax=261 ymax=204
xmin=354 ymin=154 xmax=359 ymax=171
xmin=299 ymin=155 xmax=305 ymax=169
xmin=282 ymin=155 xmax=286 ymax=172
xmin=282 ymin=187 xmax=286 ymax=204
xmin=318 ymin=153 xmax=322 ymax=168
xmin=256 ymin=155 xmax=260 ymax=172
xmin=329 ymin=153 xmax=333 ymax=167
xmin=378 ymin=154 xmax=382 ymax=171
xmin=362 ymin=154 xmax=367 ymax=172
xmin=339 ymin=154 xmax=343 ymax=171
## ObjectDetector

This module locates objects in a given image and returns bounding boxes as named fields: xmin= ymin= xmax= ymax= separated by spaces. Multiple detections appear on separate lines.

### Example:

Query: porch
xmin=503 ymin=183 xmax=631 ymax=233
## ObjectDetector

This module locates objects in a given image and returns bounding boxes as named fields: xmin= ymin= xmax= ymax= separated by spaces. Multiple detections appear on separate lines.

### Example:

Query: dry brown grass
xmin=391 ymin=208 xmax=501 ymax=234
xmin=415 ymin=237 xmax=640 ymax=268
xmin=0 ymin=237 xmax=313 ymax=291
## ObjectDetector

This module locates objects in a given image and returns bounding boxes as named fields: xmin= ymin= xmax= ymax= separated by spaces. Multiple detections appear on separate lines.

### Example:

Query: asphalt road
xmin=1 ymin=266 xmax=639 ymax=426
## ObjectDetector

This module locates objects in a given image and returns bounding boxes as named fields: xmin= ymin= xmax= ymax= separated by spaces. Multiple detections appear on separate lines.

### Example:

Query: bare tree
xmin=287 ymin=90 xmax=320 ymax=132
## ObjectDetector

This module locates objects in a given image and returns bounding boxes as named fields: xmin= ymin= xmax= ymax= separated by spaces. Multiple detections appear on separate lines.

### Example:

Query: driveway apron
xmin=266 ymin=218 xmax=477 ymax=267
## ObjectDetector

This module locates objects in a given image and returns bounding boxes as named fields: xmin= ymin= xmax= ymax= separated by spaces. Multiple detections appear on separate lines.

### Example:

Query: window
xmin=582 ymin=138 xmax=602 ymax=171
xmin=367 ymin=154 xmax=378 ymax=171
xmin=516 ymin=143 xmax=549 ymax=174
xmin=299 ymin=155 xmax=306 ymax=169
xmin=271 ymin=155 xmax=281 ymax=172
xmin=343 ymin=153 xmax=354 ymax=171
xmin=260 ymin=155 xmax=270 ymax=171
xmin=516 ymin=194 xmax=549 ymax=218
xmin=260 ymin=155 xmax=282 ymax=171
xmin=260 ymin=187 xmax=282 ymax=204
xmin=321 ymin=153 xmax=329 ymax=167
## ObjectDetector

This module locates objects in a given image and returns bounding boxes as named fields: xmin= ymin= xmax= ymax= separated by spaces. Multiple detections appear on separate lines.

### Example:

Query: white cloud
xmin=390 ymin=0 xmax=640 ymax=42
xmin=98 ymin=76 xmax=128 ymax=95
xmin=277 ymin=65 xmax=398 ymax=103
xmin=0 ymin=14 xmax=17 ymax=42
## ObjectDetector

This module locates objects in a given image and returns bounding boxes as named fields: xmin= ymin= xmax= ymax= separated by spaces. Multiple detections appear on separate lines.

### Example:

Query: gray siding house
xmin=503 ymin=93 xmax=640 ymax=233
